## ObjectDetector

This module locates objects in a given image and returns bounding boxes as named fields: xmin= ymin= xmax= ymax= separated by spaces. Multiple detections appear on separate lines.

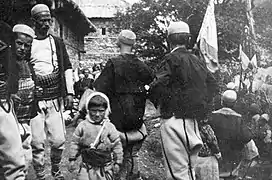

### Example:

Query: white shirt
xmin=31 ymin=35 xmax=58 ymax=76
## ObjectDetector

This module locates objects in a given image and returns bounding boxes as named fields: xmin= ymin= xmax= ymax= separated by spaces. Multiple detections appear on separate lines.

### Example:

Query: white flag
xmin=250 ymin=54 xmax=257 ymax=68
xmin=197 ymin=0 xmax=218 ymax=73
xmin=239 ymin=45 xmax=250 ymax=70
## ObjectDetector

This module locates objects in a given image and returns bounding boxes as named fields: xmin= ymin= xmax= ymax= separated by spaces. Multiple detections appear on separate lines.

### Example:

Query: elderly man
xmin=30 ymin=4 xmax=74 ymax=180
xmin=149 ymin=21 xmax=218 ymax=180
xmin=0 ymin=21 xmax=26 ymax=180
xmin=12 ymin=24 xmax=36 ymax=175
xmin=210 ymin=90 xmax=258 ymax=179
xmin=94 ymin=29 xmax=154 ymax=179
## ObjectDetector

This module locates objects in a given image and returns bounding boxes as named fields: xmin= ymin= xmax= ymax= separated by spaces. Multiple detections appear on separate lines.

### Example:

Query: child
xmin=69 ymin=92 xmax=123 ymax=180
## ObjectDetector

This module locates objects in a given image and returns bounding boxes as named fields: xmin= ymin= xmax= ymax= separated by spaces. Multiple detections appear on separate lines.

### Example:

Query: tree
xmin=114 ymin=0 xmax=248 ymax=67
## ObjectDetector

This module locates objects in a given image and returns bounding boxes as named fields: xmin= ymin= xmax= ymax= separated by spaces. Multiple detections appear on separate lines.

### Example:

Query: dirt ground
xmin=27 ymin=101 xmax=165 ymax=180
xmin=27 ymin=101 xmax=272 ymax=180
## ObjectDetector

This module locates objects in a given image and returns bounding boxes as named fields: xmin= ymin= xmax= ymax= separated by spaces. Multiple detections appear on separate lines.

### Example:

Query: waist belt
xmin=35 ymin=71 xmax=61 ymax=100
xmin=36 ymin=70 xmax=60 ymax=87
xmin=81 ymin=148 xmax=111 ymax=167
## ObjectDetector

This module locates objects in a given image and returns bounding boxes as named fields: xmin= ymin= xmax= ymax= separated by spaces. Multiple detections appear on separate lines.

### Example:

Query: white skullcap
xmin=79 ymin=74 xmax=84 ymax=78
xmin=31 ymin=4 xmax=50 ymax=17
xmin=261 ymin=113 xmax=269 ymax=122
xmin=222 ymin=90 xmax=237 ymax=103
xmin=118 ymin=30 xmax=136 ymax=46
xmin=167 ymin=21 xmax=190 ymax=36
xmin=12 ymin=24 xmax=36 ymax=38
xmin=226 ymin=82 xmax=236 ymax=90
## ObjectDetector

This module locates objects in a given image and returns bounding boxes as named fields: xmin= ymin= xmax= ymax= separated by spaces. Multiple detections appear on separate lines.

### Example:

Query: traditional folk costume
xmin=69 ymin=92 xmax=123 ymax=180
xmin=30 ymin=4 xmax=75 ymax=180
xmin=0 ymin=21 xmax=26 ymax=180
xmin=12 ymin=24 xmax=37 ymax=172
xmin=94 ymin=30 xmax=152 ymax=180
xmin=149 ymin=21 xmax=218 ymax=180
xmin=210 ymin=90 xmax=258 ymax=179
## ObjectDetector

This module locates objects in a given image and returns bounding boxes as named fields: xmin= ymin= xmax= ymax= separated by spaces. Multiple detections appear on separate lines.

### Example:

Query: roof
xmin=73 ymin=0 xmax=130 ymax=18
xmin=54 ymin=0 xmax=97 ymax=35
xmin=12 ymin=0 xmax=96 ymax=35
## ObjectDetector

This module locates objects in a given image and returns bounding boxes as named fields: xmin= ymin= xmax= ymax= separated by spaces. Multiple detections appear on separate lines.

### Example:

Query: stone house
xmin=73 ymin=0 xmax=130 ymax=71
xmin=10 ymin=0 xmax=96 ymax=74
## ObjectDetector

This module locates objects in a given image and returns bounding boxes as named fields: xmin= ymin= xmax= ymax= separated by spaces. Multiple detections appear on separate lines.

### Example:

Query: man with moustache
xmin=30 ymin=4 xmax=74 ymax=180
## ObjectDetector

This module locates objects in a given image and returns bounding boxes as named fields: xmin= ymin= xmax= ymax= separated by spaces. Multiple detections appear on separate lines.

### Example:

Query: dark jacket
xmin=0 ymin=21 xmax=18 ymax=96
xmin=209 ymin=107 xmax=252 ymax=156
xmin=53 ymin=35 xmax=72 ymax=97
xmin=94 ymin=54 xmax=154 ymax=131
xmin=150 ymin=47 xmax=218 ymax=119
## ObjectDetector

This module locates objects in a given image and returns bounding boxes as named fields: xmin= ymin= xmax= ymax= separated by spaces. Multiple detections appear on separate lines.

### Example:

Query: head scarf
xmin=85 ymin=91 xmax=111 ymax=123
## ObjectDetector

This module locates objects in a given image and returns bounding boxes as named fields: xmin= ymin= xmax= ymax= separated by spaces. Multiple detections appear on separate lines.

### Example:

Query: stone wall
xmin=51 ymin=13 xmax=85 ymax=70
xmin=80 ymin=18 xmax=120 ymax=71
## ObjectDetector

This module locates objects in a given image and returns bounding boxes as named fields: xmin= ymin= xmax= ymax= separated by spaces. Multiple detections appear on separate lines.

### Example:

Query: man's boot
xmin=51 ymin=148 xmax=64 ymax=180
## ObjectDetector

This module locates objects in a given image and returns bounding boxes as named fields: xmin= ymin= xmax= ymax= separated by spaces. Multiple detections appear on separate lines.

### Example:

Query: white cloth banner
xmin=239 ymin=45 xmax=250 ymax=70
xmin=197 ymin=0 xmax=219 ymax=73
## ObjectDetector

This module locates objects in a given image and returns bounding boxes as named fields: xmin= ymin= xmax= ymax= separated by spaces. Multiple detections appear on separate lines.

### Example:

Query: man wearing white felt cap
xmin=148 ymin=21 xmax=218 ymax=180
xmin=29 ymin=3 xmax=74 ymax=180
xmin=210 ymin=90 xmax=258 ymax=179
xmin=12 ymin=24 xmax=36 ymax=176
xmin=94 ymin=29 xmax=154 ymax=179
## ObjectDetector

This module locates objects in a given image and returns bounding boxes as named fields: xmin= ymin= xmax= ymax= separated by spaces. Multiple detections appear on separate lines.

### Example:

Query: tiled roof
xmin=73 ymin=0 xmax=130 ymax=18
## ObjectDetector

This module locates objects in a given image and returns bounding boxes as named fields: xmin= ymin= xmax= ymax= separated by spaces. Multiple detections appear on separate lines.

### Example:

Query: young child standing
xmin=69 ymin=92 xmax=123 ymax=180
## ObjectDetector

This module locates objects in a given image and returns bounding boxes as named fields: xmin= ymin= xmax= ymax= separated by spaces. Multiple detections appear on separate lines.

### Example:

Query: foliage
xmin=114 ymin=0 xmax=249 ymax=66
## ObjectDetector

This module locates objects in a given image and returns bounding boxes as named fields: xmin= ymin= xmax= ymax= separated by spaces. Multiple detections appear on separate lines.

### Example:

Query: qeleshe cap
xmin=118 ymin=30 xmax=136 ymax=46
xmin=167 ymin=21 xmax=190 ymax=36
xmin=222 ymin=90 xmax=237 ymax=103
xmin=12 ymin=24 xmax=36 ymax=38
xmin=31 ymin=4 xmax=50 ymax=16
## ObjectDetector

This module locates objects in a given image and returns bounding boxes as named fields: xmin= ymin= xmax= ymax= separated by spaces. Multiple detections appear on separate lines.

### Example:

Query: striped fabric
xmin=35 ymin=70 xmax=61 ymax=100
xmin=14 ymin=78 xmax=35 ymax=122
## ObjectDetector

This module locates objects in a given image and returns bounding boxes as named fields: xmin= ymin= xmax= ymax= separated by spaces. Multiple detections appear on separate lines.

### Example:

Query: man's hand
xmin=65 ymin=94 xmax=74 ymax=110
xmin=68 ymin=160 xmax=76 ymax=173
xmin=113 ymin=163 xmax=121 ymax=174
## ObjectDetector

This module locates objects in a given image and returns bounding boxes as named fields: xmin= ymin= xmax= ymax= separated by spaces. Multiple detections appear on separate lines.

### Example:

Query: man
xmin=0 ymin=21 xmax=26 ymax=180
xmin=94 ymin=30 xmax=154 ymax=179
xmin=74 ymin=73 xmax=84 ymax=99
xmin=30 ymin=4 xmax=74 ymax=180
xmin=12 ymin=24 xmax=36 ymax=175
xmin=149 ymin=21 xmax=218 ymax=180
xmin=210 ymin=90 xmax=258 ymax=179
xmin=77 ymin=69 xmax=94 ymax=98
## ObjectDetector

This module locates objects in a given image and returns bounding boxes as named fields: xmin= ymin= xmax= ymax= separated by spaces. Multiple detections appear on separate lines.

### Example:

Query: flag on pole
xmin=197 ymin=0 xmax=218 ymax=73
xmin=250 ymin=54 xmax=257 ymax=69
xmin=239 ymin=45 xmax=250 ymax=70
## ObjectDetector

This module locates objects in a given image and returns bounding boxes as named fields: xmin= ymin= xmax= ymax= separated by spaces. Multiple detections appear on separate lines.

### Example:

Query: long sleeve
xmin=69 ymin=124 xmax=83 ymax=161
xmin=149 ymin=57 xmax=172 ymax=89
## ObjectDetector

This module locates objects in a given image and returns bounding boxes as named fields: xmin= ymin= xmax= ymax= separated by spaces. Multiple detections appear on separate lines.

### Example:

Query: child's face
xmin=88 ymin=106 xmax=106 ymax=123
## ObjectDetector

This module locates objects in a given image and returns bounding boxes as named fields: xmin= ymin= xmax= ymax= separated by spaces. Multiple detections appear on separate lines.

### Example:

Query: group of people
xmin=74 ymin=64 xmax=103 ymax=99
xmin=1 ymin=2 xmax=269 ymax=180
xmin=1 ymin=3 xmax=74 ymax=180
